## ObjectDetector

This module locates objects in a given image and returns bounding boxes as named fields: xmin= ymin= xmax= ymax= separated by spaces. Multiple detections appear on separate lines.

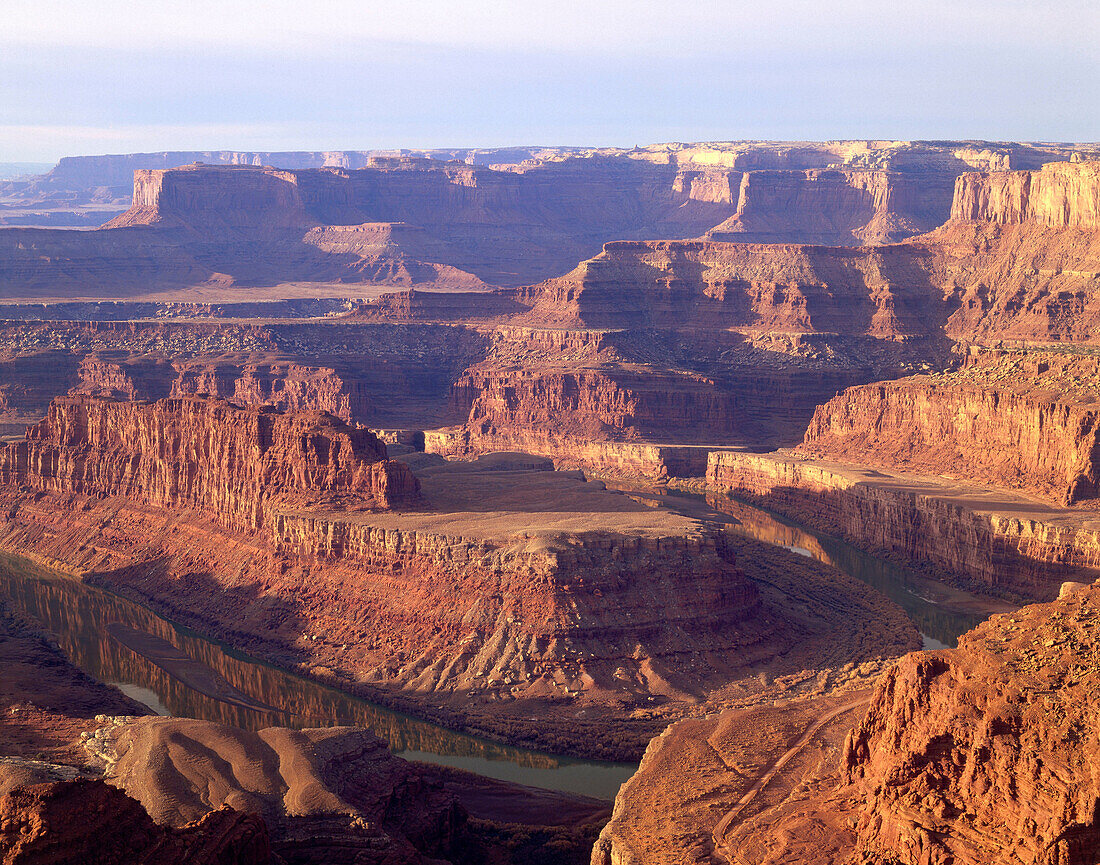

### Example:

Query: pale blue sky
xmin=1 ymin=0 xmax=1097 ymax=161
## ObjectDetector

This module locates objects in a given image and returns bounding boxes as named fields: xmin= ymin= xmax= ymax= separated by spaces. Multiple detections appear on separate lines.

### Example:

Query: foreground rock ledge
xmin=595 ymin=580 xmax=1100 ymax=865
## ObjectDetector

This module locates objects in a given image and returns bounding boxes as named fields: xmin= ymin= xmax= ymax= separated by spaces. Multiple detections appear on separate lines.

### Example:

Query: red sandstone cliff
xmin=706 ymin=168 xmax=954 ymax=245
xmin=0 ymin=394 xmax=913 ymax=755
xmin=928 ymin=162 xmax=1100 ymax=344
xmin=951 ymin=160 xmax=1100 ymax=228
xmin=843 ymin=583 xmax=1100 ymax=864
xmin=706 ymin=451 xmax=1100 ymax=600
xmin=0 ymin=396 xmax=420 ymax=530
xmin=799 ymin=349 xmax=1100 ymax=506
xmin=517 ymin=238 xmax=945 ymax=337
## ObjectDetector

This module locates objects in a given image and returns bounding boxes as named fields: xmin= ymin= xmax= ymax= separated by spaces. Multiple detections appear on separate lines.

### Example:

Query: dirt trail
xmin=711 ymin=697 xmax=870 ymax=864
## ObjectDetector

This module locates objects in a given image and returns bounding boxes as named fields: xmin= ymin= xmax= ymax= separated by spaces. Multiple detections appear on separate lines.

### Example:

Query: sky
xmin=1 ymin=0 xmax=1097 ymax=162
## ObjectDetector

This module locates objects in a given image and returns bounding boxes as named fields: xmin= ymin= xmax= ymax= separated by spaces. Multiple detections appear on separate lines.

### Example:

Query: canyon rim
xmin=2 ymin=0 xmax=1100 ymax=862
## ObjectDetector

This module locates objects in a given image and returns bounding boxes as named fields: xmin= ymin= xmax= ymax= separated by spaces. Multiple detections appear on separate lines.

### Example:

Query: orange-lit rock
xmin=0 ymin=395 xmax=420 ymax=530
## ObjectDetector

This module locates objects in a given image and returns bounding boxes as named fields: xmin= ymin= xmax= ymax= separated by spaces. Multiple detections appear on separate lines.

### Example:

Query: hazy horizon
xmin=2 ymin=0 xmax=1097 ymax=162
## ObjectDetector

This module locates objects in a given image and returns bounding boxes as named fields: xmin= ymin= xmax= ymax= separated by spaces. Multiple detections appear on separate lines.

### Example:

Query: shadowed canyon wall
xmin=706 ymin=451 xmax=1100 ymax=600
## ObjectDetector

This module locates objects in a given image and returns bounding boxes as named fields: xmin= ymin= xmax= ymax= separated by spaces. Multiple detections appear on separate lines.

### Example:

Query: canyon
xmin=0 ymin=395 xmax=918 ymax=761
xmin=3 ymin=143 xmax=1100 ymax=864
xmin=595 ymin=580 xmax=1100 ymax=865
xmin=1 ymin=140 xmax=1094 ymax=296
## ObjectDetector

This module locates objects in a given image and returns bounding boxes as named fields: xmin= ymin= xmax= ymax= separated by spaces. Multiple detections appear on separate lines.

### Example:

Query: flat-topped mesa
xmin=105 ymin=165 xmax=312 ymax=231
xmin=798 ymin=348 xmax=1100 ymax=506
xmin=950 ymin=159 xmax=1100 ymax=228
xmin=843 ymin=583 xmax=1100 ymax=865
xmin=706 ymin=168 xmax=956 ymax=245
xmin=519 ymin=239 xmax=943 ymax=337
xmin=0 ymin=395 xmax=420 ymax=530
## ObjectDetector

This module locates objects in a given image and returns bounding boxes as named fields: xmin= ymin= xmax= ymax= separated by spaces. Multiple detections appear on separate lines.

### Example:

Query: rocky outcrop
xmin=594 ymin=583 xmax=1100 ymax=865
xmin=844 ymin=583 xmax=1100 ymax=865
xmin=517 ymin=238 xmax=946 ymax=336
xmin=170 ymin=362 xmax=375 ymax=424
xmin=88 ymin=717 xmax=464 ymax=864
xmin=930 ymin=162 xmax=1100 ymax=344
xmin=0 ymin=778 xmax=272 ymax=865
xmin=707 ymin=168 xmax=955 ymax=245
xmin=800 ymin=348 xmax=1100 ymax=506
xmin=0 ymin=396 xmax=420 ymax=530
xmin=706 ymin=451 xmax=1100 ymax=600
xmin=951 ymin=160 xmax=1100 ymax=228
xmin=0 ymin=425 xmax=916 ymax=758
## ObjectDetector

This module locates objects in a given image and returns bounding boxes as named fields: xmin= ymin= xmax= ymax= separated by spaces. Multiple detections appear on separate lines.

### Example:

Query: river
xmin=0 ymin=491 xmax=1011 ymax=802
xmin=0 ymin=552 xmax=635 ymax=800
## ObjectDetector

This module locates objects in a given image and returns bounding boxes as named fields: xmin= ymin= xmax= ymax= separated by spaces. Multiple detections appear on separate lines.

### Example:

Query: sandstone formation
xmin=705 ymin=167 xmax=955 ymax=245
xmin=3 ymin=139 xmax=1085 ymax=223
xmin=951 ymin=160 xmax=1100 ymax=227
xmin=595 ymin=582 xmax=1100 ymax=865
xmin=800 ymin=347 xmax=1100 ymax=506
xmin=591 ymin=685 xmax=876 ymax=865
xmin=0 ymin=395 xmax=420 ymax=529
xmin=842 ymin=586 xmax=1100 ymax=864
xmin=0 ymin=395 xmax=917 ymax=758
xmin=88 ymin=716 xmax=464 ymax=864
xmin=707 ymin=450 xmax=1100 ymax=600
xmin=3 ymin=141 xmax=1094 ymax=297
xmin=0 ymin=316 xmax=934 ymax=466
xmin=0 ymin=778 xmax=273 ymax=865
xmin=0 ymin=569 xmax=608 ymax=864
xmin=932 ymin=163 xmax=1100 ymax=344
xmin=4 ymin=160 xmax=1100 ymax=471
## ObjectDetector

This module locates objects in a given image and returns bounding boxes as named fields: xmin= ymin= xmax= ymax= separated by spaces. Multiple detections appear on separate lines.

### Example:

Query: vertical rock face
xmin=0 ymin=778 xmax=272 ymax=865
xmin=520 ymin=239 xmax=944 ymax=336
xmin=170 ymin=362 xmax=374 ymax=424
xmin=707 ymin=168 xmax=956 ymax=245
xmin=0 ymin=396 xmax=420 ymax=530
xmin=115 ymin=166 xmax=310 ymax=230
xmin=844 ymin=584 xmax=1100 ymax=865
xmin=951 ymin=161 xmax=1100 ymax=228
xmin=798 ymin=350 xmax=1100 ymax=506
xmin=705 ymin=451 xmax=1100 ymax=599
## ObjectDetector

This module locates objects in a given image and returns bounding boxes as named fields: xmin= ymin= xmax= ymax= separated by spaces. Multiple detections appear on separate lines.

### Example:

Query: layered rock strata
xmin=5 ymin=143 xmax=1094 ymax=298
xmin=706 ymin=167 xmax=955 ymax=245
xmin=594 ymin=582 xmax=1100 ymax=865
xmin=0 ymin=396 xmax=420 ymax=530
xmin=0 ymin=318 xmax=932 ymax=462
xmin=800 ymin=347 xmax=1100 ymax=506
xmin=0 ymin=397 xmax=915 ymax=756
xmin=707 ymin=451 xmax=1100 ymax=600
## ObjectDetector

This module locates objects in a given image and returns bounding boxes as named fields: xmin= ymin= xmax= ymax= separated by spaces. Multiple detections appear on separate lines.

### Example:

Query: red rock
xmin=0 ymin=778 xmax=271 ymax=865
xmin=844 ymin=584 xmax=1100 ymax=864
xmin=0 ymin=395 xmax=421 ymax=530
xmin=706 ymin=168 xmax=955 ymax=245
xmin=706 ymin=450 xmax=1100 ymax=600
xmin=799 ymin=348 xmax=1100 ymax=506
